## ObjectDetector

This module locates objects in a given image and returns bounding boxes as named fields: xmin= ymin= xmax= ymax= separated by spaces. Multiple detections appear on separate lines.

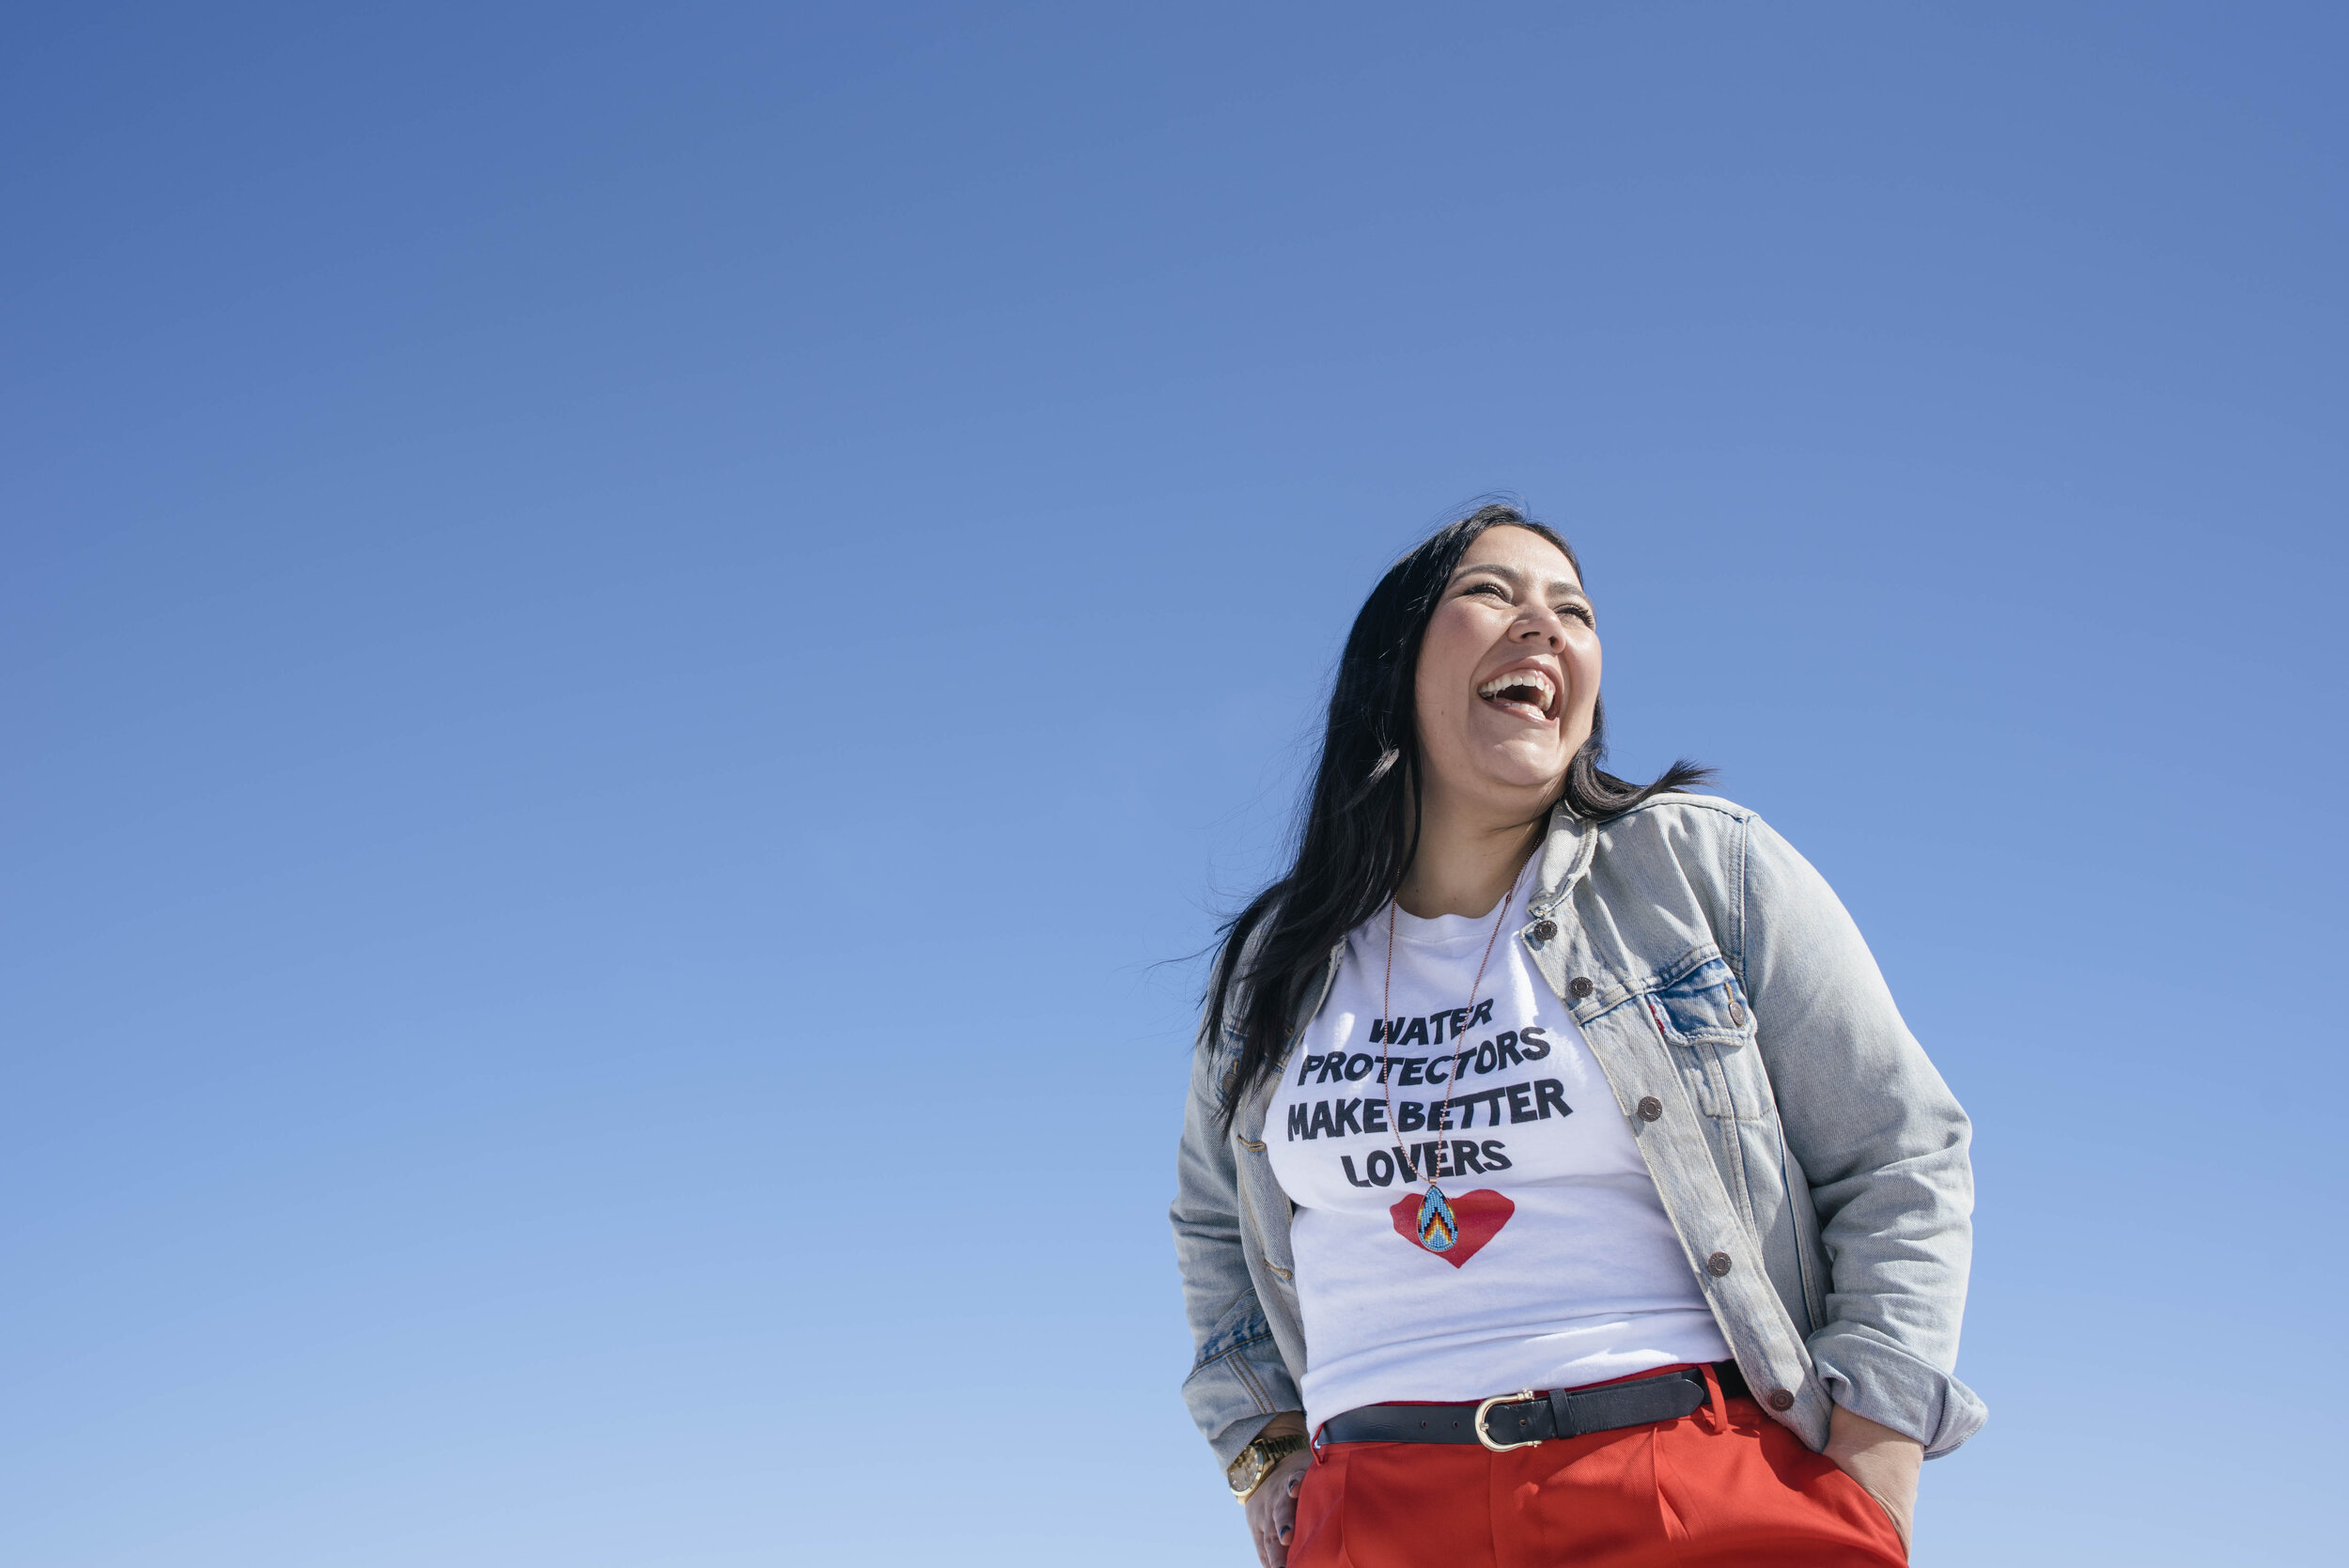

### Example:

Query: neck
xmin=1394 ymin=783 xmax=1550 ymax=919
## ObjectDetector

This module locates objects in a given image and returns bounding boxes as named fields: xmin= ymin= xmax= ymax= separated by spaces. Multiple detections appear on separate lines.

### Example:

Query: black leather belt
xmin=1319 ymin=1362 xmax=1748 ymax=1451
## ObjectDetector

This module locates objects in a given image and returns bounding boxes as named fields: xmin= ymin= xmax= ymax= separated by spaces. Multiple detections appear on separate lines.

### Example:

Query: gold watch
xmin=1226 ymin=1433 xmax=1309 ymax=1503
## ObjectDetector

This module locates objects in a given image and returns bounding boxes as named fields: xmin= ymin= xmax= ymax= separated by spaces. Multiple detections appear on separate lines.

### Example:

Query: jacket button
xmin=1532 ymin=919 xmax=1558 ymax=941
xmin=1766 ymin=1388 xmax=1796 ymax=1412
xmin=1637 ymin=1095 xmax=1663 ymax=1122
xmin=1728 ymin=1001 xmax=1748 ymax=1027
xmin=1705 ymin=1251 xmax=1733 ymax=1277
xmin=1568 ymin=976 xmax=1595 ymax=998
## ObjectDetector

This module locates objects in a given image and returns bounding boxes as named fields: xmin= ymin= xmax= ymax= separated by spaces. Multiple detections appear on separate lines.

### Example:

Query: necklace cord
xmin=1379 ymin=859 xmax=1530 ymax=1188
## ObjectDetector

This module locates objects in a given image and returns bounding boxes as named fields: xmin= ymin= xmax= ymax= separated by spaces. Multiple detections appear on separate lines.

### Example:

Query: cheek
xmin=1568 ymin=636 xmax=1602 ymax=708
xmin=1415 ymin=661 xmax=1465 ymax=737
xmin=1415 ymin=614 xmax=1482 ymax=716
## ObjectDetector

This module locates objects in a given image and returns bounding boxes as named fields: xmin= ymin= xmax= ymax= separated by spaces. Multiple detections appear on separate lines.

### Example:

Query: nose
xmin=1515 ymin=605 xmax=1567 ymax=650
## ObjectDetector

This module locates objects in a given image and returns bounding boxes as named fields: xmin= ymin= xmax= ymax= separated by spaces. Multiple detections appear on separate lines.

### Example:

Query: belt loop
xmin=1311 ymin=1421 xmax=1331 ymax=1464
xmin=1700 ymin=1363 xmax=1728 ymax=1435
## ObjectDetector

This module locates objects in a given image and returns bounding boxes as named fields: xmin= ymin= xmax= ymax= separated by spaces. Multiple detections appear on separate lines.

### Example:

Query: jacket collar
xmin=1529 ymin=801 xmax=1597 ymax=918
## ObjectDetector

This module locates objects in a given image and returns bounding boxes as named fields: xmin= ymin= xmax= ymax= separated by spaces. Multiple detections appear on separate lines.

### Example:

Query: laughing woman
xmin=1172 ymin=505 xmax=1982 ymax=1567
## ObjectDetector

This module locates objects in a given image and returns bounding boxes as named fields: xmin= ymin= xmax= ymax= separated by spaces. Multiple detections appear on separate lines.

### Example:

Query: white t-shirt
xmin=1267 ymin=877 xmax=1731 ymax=1431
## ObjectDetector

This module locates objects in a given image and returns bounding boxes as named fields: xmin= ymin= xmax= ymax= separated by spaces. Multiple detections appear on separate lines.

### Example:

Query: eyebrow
xmin=1450 ymin=560 xmax=1591 ymax=603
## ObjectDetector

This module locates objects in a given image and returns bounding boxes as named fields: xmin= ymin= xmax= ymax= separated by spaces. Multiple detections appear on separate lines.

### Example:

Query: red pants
xmin=1290 ymin=1368 xmax=1906 ymax=1568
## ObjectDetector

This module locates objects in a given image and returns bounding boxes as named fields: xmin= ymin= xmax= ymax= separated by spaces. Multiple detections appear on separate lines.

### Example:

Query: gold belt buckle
xmin=1473 ymin=1389 xmax=1543 ymax=1452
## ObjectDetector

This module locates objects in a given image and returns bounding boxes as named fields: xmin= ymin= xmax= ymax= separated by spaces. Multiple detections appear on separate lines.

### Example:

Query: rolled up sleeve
xmin=1171 ymin=1033 xmax=1300 ymax=1467
xmin=1742 ymin=815 xmax=1988 ymax=1457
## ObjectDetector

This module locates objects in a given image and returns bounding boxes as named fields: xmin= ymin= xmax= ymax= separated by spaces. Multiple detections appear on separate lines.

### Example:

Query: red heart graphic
xmin=1388 ymin=1188 xmax=1516 ymax=1268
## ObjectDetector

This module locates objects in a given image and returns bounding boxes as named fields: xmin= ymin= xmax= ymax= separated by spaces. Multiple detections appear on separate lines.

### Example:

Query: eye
xmin=1558 ymin=603 xmax=1595 ymax=625
xmin=1463 ymin=581 xmax=1511 ymax=600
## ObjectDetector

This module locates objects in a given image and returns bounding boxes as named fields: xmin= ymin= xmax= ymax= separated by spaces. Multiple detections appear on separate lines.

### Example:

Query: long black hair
xmin=1205 ymin=503 xmax=1710 ymax=1129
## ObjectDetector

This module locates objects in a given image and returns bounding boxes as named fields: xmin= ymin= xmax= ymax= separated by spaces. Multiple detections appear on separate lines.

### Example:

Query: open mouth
xmin=1475 ymin=666 xmax=1559 ymax=722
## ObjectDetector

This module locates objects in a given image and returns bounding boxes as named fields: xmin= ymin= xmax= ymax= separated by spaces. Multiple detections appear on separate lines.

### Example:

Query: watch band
xmin=1227 ymin=1433 xmax=1309 ymax=1503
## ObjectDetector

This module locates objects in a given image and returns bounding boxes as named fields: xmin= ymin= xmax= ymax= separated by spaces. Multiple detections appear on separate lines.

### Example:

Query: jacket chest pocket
xmin=1641 ymin=959 xmax=1771 ymax=1125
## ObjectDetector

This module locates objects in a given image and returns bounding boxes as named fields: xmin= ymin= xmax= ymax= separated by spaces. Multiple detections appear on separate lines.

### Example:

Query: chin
xmin=1474 ymin=752 xmax=1571 ymax=797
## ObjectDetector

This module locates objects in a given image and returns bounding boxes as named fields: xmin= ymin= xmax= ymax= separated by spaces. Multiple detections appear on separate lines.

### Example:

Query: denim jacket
xmin=1172 ymin=794 xmax=1984 ymax=1470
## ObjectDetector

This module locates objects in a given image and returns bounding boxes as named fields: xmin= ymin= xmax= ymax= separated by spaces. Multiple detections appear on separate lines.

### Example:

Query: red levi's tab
xmin=1389 ymin=1188 xmax=1514 ymax=1266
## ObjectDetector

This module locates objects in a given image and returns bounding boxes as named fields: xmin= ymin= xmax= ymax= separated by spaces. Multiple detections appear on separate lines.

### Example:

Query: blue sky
xmin=5 ymin=4 xmax=2343 ymax=1563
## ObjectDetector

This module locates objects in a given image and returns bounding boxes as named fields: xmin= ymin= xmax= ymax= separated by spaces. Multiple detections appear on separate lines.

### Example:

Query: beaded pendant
xmin=1416 ymin=1184 xmax=1458 ymax=1252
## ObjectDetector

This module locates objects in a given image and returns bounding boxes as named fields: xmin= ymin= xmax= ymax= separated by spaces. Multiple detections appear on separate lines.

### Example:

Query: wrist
xmin=1825 ymin=1404 xmax=1921 ymax=1463
xmin=1226 ymin=1419 xmax=1309 ymax=1503
xmin=1826 ymin=1404 xmax=1919 ymax=1552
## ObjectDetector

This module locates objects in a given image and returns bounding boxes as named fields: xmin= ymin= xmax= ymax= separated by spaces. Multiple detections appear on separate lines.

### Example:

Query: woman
xmin=1172 ymin=505 xmax=1982 ymax=1567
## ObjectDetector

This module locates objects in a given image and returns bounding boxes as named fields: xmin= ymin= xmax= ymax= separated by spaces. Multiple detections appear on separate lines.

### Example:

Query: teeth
xmin=1477 ymin=669 xmax=1557 ymax=712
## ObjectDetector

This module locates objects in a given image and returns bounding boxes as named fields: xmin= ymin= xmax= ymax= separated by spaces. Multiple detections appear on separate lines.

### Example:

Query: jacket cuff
xmin=1183 ymin=1316 xmax=1304 ymax=1469
xmin=1808 ymin=1326 xmax=1988 ymax=1458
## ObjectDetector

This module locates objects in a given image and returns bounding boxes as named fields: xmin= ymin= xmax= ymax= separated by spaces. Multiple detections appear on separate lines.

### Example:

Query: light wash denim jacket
xmin=1172 ymin=794 xmax=1984 ymax=1470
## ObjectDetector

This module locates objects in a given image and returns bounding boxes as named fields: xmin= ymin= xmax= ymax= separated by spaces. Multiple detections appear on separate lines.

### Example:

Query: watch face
xmin=1227 ymin=1450 xmax=1267 ymax=1496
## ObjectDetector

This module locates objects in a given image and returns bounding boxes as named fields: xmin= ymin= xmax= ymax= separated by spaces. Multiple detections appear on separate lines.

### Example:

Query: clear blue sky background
xmin=6 ymin=4 xmax=2344 ymax=1564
